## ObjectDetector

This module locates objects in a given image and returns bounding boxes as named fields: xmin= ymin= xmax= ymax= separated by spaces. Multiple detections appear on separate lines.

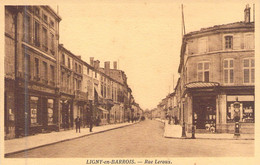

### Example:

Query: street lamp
xmin=181 ymin=98 xmax=186 ymax=138
xmin=233 ymin=97 xmax=240 ymax=137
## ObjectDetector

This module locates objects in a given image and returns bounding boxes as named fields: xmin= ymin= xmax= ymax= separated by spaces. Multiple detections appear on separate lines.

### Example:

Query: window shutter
xmin=244 ymin=33 xmax=254 ymax=49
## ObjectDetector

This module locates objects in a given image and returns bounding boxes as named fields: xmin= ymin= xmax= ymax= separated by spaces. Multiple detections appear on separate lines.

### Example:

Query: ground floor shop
xmin=14 ymin=80 xmax=59 ymax=137
xmin=182 ymin=83 xmax=254 ymax=134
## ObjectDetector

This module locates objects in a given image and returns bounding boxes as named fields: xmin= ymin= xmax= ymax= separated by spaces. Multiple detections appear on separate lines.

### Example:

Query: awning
xmin=97 ymin=107 xmax=109 ymax=113
xmin=94 ymin=85 xmax=103 ymax=98
xmin=185 ymin=82 xmax=220 ymax=89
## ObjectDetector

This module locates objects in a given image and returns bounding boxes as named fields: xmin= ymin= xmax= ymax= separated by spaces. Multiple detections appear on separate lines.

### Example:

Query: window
xmin=34 ymin=7 xmax=40 ymax=17
xmin=226 ymin=95 xmax=254 ymax=123
xmin=42 ymin=27 xmax=48 ymax=51
xmin=43 ymin=14 xmax=48 ymax=23
xmin=197 ymin=62 xmax=210 ymax=82
xmin=25 ymin=54 xmax=31 ymax=79
xmin=62 ymin=54 xmax=65 ymax=65
xmin=95 ymin=72 xmax=97 ymax=78
xmin=50 ymin=33 xmax=55 ymax=55
xmin=61 ymin=72 xmax=65 ymax=87
xmin=50 ymin=65 xmax=55 ymax=82
xmin=68 ymin=58 xmax=71 ymax=68
xmin=243 ymin=58 xmax=254 ymax=83
xmin=42 ymin=61 xmax=48 ymax=82
xmin=50 ymin=20 xmax=54 ymax=28
xmin=79 ymin=65 xmax=81 ymax=73
xmin=87 ymin=68 xmax=90 ymax=75
xmin=47 ymin=99 xmax=54 ymax=124
xmin=198 ymin=37 xmax=207 ymax=53
xmin=244 ymin=33 xmax=254 ymax=50
xmin=224 ymin=59 xmax=234 ymax=84
xmin=34 ymin=58 xmax=39 ymax=78
xmin=34 ymin=21 xmax=40 ymax=47
xmin=23 ymin=14 xmax=31 ymax=43
xmin=225 ymin=36 xmax=233 ymax=49
xmin=30 ymin=96 xmax=39 ymax=125
xmin=75 ymin=63 xmax=78 ymax=72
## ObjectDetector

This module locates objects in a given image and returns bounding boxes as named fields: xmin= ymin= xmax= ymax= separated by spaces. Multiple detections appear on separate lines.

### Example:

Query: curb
xmin=5 ymin=122 xmax=139 ymax=157
xmin=164 ymin=136 xmax=254 ymax=140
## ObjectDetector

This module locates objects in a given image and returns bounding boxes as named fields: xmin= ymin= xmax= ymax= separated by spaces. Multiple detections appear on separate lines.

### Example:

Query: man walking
xmin=75 ymin=116 xmax=81 ymax=133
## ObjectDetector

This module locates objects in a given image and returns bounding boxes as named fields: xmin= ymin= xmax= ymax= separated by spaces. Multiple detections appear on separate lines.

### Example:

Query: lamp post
xmin=181 ymin=99 xmax=186 ymax=138
xmin=233 ymin=97 xmax=240 ymax=137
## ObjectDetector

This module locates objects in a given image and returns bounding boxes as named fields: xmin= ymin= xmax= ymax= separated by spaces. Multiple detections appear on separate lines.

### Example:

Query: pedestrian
xmin=89 ymin=116 xmax=93 ymax=132
xmin=75 ymin=116 xmax=81 ymax=133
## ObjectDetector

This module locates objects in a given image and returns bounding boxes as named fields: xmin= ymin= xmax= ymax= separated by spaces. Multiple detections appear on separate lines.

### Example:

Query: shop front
xmin=16 ymin=83 xmax=59 ymax=137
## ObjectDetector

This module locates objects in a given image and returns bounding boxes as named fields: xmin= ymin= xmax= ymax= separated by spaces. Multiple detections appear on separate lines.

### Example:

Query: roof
xmin=184 ymin=22 xmax=254 ymax=38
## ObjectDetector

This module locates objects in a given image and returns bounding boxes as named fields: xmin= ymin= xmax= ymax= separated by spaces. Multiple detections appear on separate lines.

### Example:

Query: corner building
xmin=179 ymin=6 xmax=254 ymax=133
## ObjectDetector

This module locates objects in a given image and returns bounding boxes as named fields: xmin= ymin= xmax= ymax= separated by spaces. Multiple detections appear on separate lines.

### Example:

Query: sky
xmin=49 ymin=0 xmax=256 ymax=110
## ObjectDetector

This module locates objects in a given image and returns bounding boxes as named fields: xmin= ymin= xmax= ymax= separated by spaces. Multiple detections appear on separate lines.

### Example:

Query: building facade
xmin=178 ymin=5 xmax=254 ymax=133
xmin=5 ymin=6 xmax=61 ymax=139
xmin=5 ymin=5 xmax=138 ymax=139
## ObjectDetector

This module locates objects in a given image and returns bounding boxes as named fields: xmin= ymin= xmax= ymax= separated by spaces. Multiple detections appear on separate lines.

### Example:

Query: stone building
xmin=178 ymin=5 xmax=254 ymax=133
xmin=5 ymin=6 xmax=61 ymax=138
xmin=4 ymin=5 xmax=138 ymax=139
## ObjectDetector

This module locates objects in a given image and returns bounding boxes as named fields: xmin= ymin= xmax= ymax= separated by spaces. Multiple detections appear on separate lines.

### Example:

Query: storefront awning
xmin=97 ymin=107 xmax=109 ymax=113
xmin=185 ymin=82 xmax=220 ymax=89
xmin=94 ymin=85 xmax=103 ymax=98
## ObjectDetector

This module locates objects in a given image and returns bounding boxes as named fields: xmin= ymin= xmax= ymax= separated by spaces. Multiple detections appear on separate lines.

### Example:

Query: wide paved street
xmin=6 ymin=120 xmax=254 ymax=158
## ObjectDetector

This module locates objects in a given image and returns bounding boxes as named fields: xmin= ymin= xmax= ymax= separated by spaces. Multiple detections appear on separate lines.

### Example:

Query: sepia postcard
xmin=0 ymin=0 xmax=259 ymax=165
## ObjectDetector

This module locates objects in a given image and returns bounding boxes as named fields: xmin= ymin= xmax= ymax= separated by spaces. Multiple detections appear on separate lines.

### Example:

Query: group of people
xmin=74 ymin=116 xmax=94 ymax=133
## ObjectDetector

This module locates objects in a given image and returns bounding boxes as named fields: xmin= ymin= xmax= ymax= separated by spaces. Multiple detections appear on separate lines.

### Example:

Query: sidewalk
xmin=5 ymin=122 xmax=137 ymax=156
xmin=156 ymin=119 xmax=255 ymax=140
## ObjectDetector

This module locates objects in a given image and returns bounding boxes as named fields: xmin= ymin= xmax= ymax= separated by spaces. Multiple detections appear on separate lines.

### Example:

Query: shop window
xmin=243 ymin=58 xmax=254 ymax=84
xmin=197 ymin=62 xmax=210 ymax=82
xmin=23 ymin=14 xmax=31 ymax=43
xmin=225 ymin=36 xmax=233 ymax=49
xmin=47 ymin=99 xmax=54 ymax=124
xmin=223 ymin=59 xmax=234 ymax=84
xmin=226 ymin=95 xmax=254 ymax=123
xmin=30 ymin=96 xmax=39 ymax=125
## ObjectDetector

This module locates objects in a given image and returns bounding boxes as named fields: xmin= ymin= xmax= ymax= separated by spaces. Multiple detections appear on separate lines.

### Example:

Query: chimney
xmin=104 ymin=61 xmax=110 ymax=75
xmin=244 ymin=4 xmax=251 ymax=23
xmin=90 ymin=57 xmax=94 ymax=66
xmin=93 ymin=60 xmax=100 ymax=69
xmin=113 ymin=61 xmax=117 ymax=69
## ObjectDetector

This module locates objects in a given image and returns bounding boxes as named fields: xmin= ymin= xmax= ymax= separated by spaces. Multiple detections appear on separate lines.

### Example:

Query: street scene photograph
xmin=3 ymin=0 xmax=257 ymax=162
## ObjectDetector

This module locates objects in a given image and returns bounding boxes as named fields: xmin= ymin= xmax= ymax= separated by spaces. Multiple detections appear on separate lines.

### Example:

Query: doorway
xmin=193 ymin=96 xmax=216 ymax=130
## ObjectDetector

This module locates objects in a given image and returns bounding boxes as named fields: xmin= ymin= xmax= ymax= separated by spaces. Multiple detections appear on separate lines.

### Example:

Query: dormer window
xmin=225 ymin=36 xmax=233 ymax=49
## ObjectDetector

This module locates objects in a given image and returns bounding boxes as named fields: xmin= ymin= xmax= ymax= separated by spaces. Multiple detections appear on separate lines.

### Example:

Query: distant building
xmin=178 ymin=5 xmax=254 ymax=133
